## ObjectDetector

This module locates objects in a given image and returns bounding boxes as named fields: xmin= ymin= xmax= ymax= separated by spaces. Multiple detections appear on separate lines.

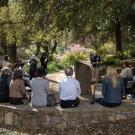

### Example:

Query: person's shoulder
xmin=73 ymin=78 xmax=80 ymax=84
xmin=59 ymin=78 xmax=68 ymax=84
xmin=44 ymin=79 xmax=49 ymax=84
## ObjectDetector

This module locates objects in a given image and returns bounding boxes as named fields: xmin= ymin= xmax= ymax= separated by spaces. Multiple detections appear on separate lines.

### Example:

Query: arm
xmin=45 ymin=80 xmax=50 ymax=94
xmin=76 ymin=80 xmax=81 ymax=97
xmin=98 ymin=56 xmax=101 ymax=63
xmin=102 ymin=79 xmax=107 ymax=97
xmin=20 ymin=80 xmax=27 ymax=97
xmin=59 ymin=83 xmax=61 ymax=97
xmin=120 ymin=78 xmax=125 ymax=97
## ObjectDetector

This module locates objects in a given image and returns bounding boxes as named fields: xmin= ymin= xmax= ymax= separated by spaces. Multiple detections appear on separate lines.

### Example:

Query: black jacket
xmin=0 ymin=74 xmax=11 ymax=101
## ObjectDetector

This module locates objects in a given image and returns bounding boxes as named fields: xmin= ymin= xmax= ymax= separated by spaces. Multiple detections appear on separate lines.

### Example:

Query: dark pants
xmin=95 ymin=98 xmax=121 ymax=107
xmin=9 ymin=98 xmax=24 ymax=105
xmin=0 ymin=97 xmax=9 ymax=102
xmin=60 ymin=98 xmax=80 ymax=108
xmin=123 ymin=77 xmax=133 ymax=97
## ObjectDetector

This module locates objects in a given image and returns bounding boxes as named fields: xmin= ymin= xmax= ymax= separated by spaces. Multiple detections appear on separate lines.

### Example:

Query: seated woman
xmin=30 ymin=67 xmax=49 ymax=107
xmin=9 ymin=69 xmax=28 ymax=105
xmin=0 ymin=67 xmax=11 ymax=102
xmin=96 ymin=66 xmax=125 ymax=107
xmin=59 ymin=67 xmax=81 ymax=108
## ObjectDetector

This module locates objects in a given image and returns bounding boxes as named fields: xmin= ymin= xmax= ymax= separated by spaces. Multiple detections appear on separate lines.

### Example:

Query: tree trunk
xmin=7 ymin=43 xmax=17 ymax=63
xmin=36 ymin=43 xmax=41 ymax=55
xmin=1 ymin=33 xmax=7 ymax=54
xmin=115 ymin=21 xmax=122 ymax=52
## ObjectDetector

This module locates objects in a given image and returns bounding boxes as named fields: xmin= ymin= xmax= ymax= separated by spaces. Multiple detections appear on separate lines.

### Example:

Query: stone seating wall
xmin=0 ymin=100 xmax=135 ymax=135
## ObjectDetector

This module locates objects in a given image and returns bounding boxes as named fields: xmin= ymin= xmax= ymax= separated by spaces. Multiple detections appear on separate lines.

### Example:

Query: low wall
xmin=0 ymin=100 xmax=135 ymax=135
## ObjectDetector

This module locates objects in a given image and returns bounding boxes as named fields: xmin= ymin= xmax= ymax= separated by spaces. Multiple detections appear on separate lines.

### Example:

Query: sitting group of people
xmin=0 ymin=54 xmax=135 ymax=109
xmin=0 ymin=55 xmax=81 ymax=108
xmin=95 ymin=61 xmax=135 ymax=107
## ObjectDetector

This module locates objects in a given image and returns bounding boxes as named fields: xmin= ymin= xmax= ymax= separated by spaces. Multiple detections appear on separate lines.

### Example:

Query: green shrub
xmin=47 ymin=62 xmax=60 ymax=73
xmin=62 ymin=51 xmax=87 ymax=66
xmin=102 ymin=55 xmax=120 ymax=65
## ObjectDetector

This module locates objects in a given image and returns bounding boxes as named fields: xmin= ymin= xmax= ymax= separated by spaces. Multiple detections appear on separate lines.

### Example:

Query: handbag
xmin=47 ymin=94 xmax=57 ymax=106
xmin=44 ymin=88 xmax=57 ymax=106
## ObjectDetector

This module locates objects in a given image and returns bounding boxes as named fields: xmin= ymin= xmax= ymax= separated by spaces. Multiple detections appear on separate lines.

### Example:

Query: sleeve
xmin=20 ymin=80 xmax=27 ymax=97
xmin=76 ymin=80 xmax=81 ymax=97
xmin=59 ymin=82 xmax=61 ymax=97
xmin=102 ymin=79 xmax=107 ymax=97
xmin=90 ymin=55 xmax=94 ymax=62
xmin=98 ymin=56 xmax=101 ymax=62
xmin=7 ymin=76 xmax=11 ymax=86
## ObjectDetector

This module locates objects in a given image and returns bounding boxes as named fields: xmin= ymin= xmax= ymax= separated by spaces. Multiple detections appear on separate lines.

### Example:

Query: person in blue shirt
xmin=96 ymin=66 xmax=125 ymax=107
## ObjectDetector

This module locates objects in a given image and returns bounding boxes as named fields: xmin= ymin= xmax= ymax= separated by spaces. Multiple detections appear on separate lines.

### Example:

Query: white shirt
xmin=120 ymin=67 xmax=133 ymax=78
xmin=2 ymin=60 xmax=10 ymax=67
xmin=59 ymin=76 xmax=81 ymax=100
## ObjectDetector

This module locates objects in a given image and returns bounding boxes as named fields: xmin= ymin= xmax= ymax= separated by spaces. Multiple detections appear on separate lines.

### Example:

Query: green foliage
xmin=48 ymin=50 xmax=88 ymax=73
xmin=48 ymin=61 xmax=60 ymax=73
xmin=102 ymin=55 xmax=120 ymax=65
xmin=63 ymin=52 xmax=87 ymax=65
xmin=97 ymin=42 xmax=116 ymax=57
xmin=0 ymin=47 xmax=4 ymax=55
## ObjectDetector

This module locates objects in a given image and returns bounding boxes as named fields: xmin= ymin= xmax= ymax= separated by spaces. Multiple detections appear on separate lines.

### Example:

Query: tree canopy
xmin=0 ymin=0 xmax=134 ymax=62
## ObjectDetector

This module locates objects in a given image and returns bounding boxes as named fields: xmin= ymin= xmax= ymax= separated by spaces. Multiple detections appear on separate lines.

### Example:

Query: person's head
xmin=13 ymin=69 xmax=23 ymax=80
xmin=65 ymin=66 xmax=73 ymax=76
xmin=1 ymin=67 xmax=9 ymax=75
xmin=106 ymin=66 xmax=118 ymax=88
xmin=4 ymin=55 xmax=9 ymax=61
xmin=19 ymin=62 xmax=25 ymax=68
xmin=123 ymin=61 xmax=129 ymax=68
xmin=36 ymin=67 xmax=47 ymax=77
xmin=13 ymin=63 xmax=19 ymax=70
xmin=32 ymin=58 xmax=37 ymax=63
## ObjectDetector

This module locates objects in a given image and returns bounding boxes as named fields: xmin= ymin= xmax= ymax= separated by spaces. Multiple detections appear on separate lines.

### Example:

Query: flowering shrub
xmin=67 ymin=43 xmax=86 ymax=52
xmin=62 ymin=43 xmax=88 ymax=66
xmin=48 ymin=44 xmax=88 ymax=73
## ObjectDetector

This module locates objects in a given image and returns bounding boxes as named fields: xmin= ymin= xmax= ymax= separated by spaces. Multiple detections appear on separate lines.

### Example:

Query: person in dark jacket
xmin=96 ymin=66 xmax=125 ymax=107
xmin=29 ymin=58 xmax=37 ymax=80
xmin=40 ymin=52 xmax=49 ymax=71
xmin=0 ymin=67 xmax=11 ymax=102
xmin=90 ymin=51 xmax=101 ymax=82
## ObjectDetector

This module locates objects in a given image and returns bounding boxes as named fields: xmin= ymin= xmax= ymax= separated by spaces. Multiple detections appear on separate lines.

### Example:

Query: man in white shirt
xmin=59 ymin=66 xmax=81 ymax=108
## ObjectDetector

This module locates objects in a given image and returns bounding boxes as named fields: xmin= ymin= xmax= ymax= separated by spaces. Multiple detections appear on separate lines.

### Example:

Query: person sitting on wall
xmin=9 ymin=69 xmax=29 ymax=105
xmin=95 ymin=66 xmax=125 ymax=107
xmin=120 ymin=61 xmax=133 ymax=98
xmin=59 ymin=66 xmax=81 ymax=108
xmin=2 ymin=55 xmax=10 ymax=68
xmin=30 ymin=67 xmax=50 ymax=107
xmin=0 ymin=67 xmax=11 ymax=102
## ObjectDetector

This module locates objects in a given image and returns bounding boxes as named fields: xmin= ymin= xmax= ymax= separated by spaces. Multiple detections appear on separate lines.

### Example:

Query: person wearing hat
xmin=30 ymin=67 xmax=50 ymax=107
